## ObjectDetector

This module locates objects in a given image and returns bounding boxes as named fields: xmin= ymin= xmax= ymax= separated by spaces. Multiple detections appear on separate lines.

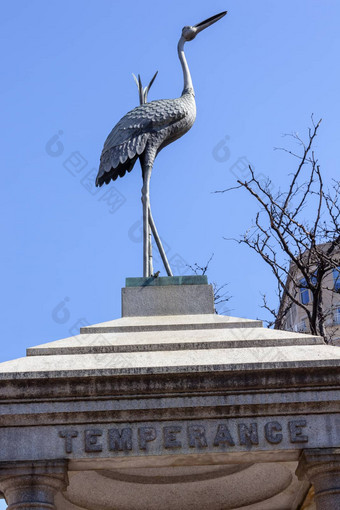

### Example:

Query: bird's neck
xmin=177 ymin=36 xmax=194 ymax=96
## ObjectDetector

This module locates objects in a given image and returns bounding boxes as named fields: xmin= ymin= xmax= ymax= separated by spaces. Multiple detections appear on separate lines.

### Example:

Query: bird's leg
xmin=148 ymin=207 xmax=173 ymax=277
xmin=149 ymin=226 xmax=153 ymax=276
xmin=142 ymin=165 xmax=152 ymax=277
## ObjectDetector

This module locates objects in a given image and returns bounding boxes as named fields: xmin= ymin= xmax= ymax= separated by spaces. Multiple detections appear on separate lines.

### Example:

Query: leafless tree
xmin=216 ymin=117 xmax=340 ymax=341
xmin=188 ymin=254 xmax=231 ymax=314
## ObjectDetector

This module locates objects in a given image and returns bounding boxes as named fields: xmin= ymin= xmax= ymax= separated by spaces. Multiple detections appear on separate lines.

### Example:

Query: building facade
xmin=277 ymin=245 xmax=340 ymax=345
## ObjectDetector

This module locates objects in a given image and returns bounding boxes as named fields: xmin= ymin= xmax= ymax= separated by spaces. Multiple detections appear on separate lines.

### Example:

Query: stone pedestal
xmin=296 ymin=449 xmax=340 ymax=510
xmin=0 ymin=460 xmax=68 ymax=510
xmin=121 ymin=275 xmax=214 ymax=316
xmin=0 ymin=278 xmax=339 ymax=509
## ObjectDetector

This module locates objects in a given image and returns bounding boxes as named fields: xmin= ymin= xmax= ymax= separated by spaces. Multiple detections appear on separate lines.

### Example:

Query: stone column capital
xmin=296 ymin=448 xmax=340 ymax=510
xmin=0 ymin=460 xmax=68 ymax=510
xmin=296 ymin=448 xmax=340 ymax=479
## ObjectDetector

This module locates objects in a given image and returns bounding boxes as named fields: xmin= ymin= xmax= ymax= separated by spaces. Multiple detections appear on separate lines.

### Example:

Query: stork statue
xmin=96 ymin=11 xmax=227 ymax=278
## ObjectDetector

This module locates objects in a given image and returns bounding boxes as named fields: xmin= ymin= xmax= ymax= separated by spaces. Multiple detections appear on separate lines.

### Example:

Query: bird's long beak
xmin=193 ymin=11 xmax=227 ymax=35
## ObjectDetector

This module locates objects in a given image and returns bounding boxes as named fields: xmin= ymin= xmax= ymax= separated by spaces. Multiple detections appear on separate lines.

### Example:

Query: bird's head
xmin=181 ymin=11 xmax=227 ymax=42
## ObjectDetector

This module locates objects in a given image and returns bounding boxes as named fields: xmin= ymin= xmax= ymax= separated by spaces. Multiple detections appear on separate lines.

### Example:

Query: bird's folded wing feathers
xmin=101 ymin=99 xmax=187 ymax=163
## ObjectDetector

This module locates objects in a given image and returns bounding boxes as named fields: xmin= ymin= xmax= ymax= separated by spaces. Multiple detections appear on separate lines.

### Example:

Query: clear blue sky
xmin=0 ymin=0 xmax=340 ymax=387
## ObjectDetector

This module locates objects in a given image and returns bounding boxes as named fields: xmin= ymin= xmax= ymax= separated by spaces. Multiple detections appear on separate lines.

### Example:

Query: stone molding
xmin=0 ymin=460 xmax=68 ymax=510
xmin=0 ymin=308 xmax=339 ymax=509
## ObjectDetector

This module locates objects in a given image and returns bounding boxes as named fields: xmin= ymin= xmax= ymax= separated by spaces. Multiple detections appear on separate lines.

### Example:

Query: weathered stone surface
xmin=1 ymin=341 xmax=338 ymax=380
xmin=0 ymin=288 xmax=339 ymax=509
xmin=0 ymin=415 xmax=337 ymax=465
xmin=80 ymin=313 xmax=263 ymax=333
xmin=296 ymin=448 xmax=340 ymax=510
xmin=122 ymin=283 xmax=215 ymax=316
xmin=0 ymin=460 xmax=68 ymax=510
xmin=27 ymin=323 xmax=323 ymax=357
xmin=53 ymin=462 xmax=306 ymax=510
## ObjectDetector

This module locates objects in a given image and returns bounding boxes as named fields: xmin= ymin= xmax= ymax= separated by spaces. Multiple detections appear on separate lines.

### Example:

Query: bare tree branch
xmin=187 ymin=254 xmax=232 ymax=314
xmin=219 ymin=118 xmax=339 ymax=342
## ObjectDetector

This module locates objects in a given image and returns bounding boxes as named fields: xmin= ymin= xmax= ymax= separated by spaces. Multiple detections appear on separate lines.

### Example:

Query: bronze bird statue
xmin=96 ymin=12 xmax=227 ymax=277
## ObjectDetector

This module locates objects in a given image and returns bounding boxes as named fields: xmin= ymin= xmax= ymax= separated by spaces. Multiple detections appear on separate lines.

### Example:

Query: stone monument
xmin=0 ymin=276 xmax=339 ymax=509
xmin=1 ymin=11 xmax=339 ymax=510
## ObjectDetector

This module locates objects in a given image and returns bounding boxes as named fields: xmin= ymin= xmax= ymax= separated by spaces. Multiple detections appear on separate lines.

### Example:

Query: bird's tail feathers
xmin=96 ymin=154 xmax=138 ymax=187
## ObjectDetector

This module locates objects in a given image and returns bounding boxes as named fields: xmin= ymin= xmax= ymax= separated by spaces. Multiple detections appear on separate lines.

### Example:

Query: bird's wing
xmin=98 ymin=98 xmax=187 ymax=180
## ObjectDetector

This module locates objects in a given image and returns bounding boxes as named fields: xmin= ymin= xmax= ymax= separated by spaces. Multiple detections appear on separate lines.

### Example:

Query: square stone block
xmin=122 ymin=283 xmax=215 ymax=316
